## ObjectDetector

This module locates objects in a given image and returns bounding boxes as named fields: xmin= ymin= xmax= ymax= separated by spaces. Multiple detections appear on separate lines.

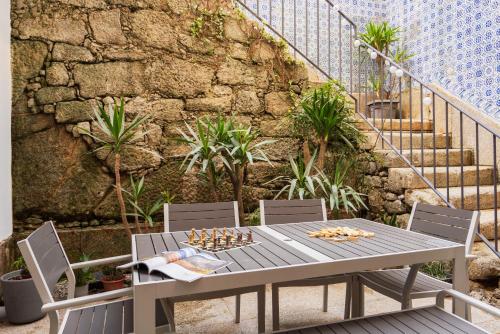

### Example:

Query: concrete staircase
xmin=360 ymin=114 xmax=500 ymax=281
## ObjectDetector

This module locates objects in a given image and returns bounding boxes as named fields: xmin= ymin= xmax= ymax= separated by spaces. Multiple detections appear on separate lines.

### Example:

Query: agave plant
xmin=270 ymin=153 xmax=317 ymax=200
xmin=82 ymin=98 xmax=149 ymax=239
xmin=315 ymin=159 xmax=367 ymax=218
xmin=299 ymin=81 xmax=359 ymax=170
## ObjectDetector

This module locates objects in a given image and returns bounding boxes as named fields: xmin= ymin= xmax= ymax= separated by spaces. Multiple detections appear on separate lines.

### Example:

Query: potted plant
xmin=0 ymin=257 xmax=44 ymax=324
xmin=74 ymin=254 xmax=94 ymax=297
xmin=100 ymin=267 xmax=125 ymax=292
xmin=359 ymin=22 xmax=414 ymax=118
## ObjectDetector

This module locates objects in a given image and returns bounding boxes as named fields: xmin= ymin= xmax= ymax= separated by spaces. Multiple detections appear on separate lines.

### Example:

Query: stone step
xmin=375 ymin=149 xmax=474 ymax=168
xmin=355 ymin=118 xmax=433 ymax=132
xmin=469 ymin=241 xmax=500 ymax=280
xmin=477 ymin=209 xmax=500 ymax=241
xmin=388 ymin=166 xmax=495 ymax=189
xmin=361 ymin=131 xmax=449 ymax=150
xmin=405 ymin=185 xmax=500 ymax=211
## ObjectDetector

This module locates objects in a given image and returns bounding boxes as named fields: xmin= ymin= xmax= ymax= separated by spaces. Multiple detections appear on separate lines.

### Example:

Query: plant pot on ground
xmin=0 ymin=258 xmax=44 ymax=324
xmin=367 ymin=100 xmax=400 ymax=119
xmin=101 ymin=268 xmax=125 ymax=292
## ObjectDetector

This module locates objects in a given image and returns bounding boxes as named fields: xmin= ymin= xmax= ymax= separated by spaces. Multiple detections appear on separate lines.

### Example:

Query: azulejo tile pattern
xmin=238 ymin=0 xmax=499 ymax=118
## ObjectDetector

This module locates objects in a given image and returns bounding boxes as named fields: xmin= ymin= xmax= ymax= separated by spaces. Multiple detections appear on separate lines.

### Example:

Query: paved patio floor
xmin=1 ymin=284 xmax=499 ymax=333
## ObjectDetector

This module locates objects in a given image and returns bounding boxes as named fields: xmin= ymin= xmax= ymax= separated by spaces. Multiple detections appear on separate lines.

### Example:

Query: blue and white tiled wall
xmin=387 ymin=0 xmax=499 ymax=117
xmin=238 ymin=0 xmax=499 ymax=117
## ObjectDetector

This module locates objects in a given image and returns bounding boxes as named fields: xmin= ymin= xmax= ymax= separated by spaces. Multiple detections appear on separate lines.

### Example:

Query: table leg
xmin=134 ymin=285 xmax=156 ymax=334
xmin=452 ymin=249 xmax=470 ymax=320
xmin=351 ymin=275 xmax=364 ymax=318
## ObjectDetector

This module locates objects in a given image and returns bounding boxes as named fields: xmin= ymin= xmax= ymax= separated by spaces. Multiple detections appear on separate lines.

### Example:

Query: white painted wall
xmin=0 ymin=2 xmax=12 ymax=241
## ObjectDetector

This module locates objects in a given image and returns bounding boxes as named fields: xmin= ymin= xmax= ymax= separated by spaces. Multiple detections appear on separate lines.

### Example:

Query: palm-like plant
xmin=178 ymin=117 xmax=226 ymax=200
xmin=300 ymin=81 xmax=359 ymax=170
xmin=271 ymin=153 xmax=317 ymax=200
xmin=316 ymin=159 xmax=367 ymax=218
xmin=128 ymin=198 xmax=164 ymax=229
xmin=82 ymin=98 xmax=149 ymax=239
xmin=178 ymin=117 xmax=274 ymax=223
xmin=123 ymin=176 xmax=146 ymax=233
xmin=359 ymin=21 xmax=400 ymax=55
xmin=220 ymin=122 xmax=275 ymax=223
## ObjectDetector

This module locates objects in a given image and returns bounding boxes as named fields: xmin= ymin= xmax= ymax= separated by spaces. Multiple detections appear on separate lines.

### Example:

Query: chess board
xmin=180 ymin=240 xmax=261 ymax=253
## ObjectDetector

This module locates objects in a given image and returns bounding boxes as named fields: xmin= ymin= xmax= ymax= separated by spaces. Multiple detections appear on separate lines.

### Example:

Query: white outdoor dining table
xmin=131 ymin=218 xmax=468 ymax=333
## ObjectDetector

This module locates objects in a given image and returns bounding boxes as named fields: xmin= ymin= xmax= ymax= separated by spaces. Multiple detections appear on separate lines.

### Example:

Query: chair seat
xmin=61 ymin=298 xmax=168 ymax=334
xmin=275 ymin=306 xmax=488 ymax=333
xmin=359 ymin=268 xmax=452 ymax=298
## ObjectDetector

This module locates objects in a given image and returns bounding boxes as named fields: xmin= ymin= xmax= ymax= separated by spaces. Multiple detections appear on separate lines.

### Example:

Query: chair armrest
xmin=70 ymin=254 xmax=132 ymax=270
xmin=42 ymin=287 xmax=133 ymax=313
xmin=436 ymin=289 xmax=500 ymax=317
xmin=466 ymin=254 xmax=478 ymax=260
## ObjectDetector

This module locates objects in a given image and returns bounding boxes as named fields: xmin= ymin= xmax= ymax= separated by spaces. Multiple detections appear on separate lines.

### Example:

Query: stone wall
xmin=11 ymin=0 xmax=310 ymax=232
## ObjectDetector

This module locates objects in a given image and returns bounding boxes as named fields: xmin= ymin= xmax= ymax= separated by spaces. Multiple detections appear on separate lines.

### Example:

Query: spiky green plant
xmin=178 ymin=117 xmax=274 ymax=224
xmin=299 ymin=81 xmax=359 ymax=170
xmin=123 ymin=175 xmax=146 ymax=233
xmin=82 ymin=98 xmax=149 ymax=239
xmin=128 ymin=198 xmax=164 ymax=229
xmin=315 ymin=159 xmax=367 ymax=218
xmin=359 ymin=21 xmax=400 ymax=55
xmin=270 ymin=153 xmax=317 ymax=200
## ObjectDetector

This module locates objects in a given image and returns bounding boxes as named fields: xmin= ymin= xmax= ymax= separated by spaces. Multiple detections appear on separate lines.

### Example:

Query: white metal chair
xmin=354 ymin=202 xmax=479 ymax=315
xmin=260 ymin=199 xmax=353 ymax=331
xmin=163 ymin=201 xmax=266 ymax=333
xmin=17 ymin=221 xmax=169 ymax=334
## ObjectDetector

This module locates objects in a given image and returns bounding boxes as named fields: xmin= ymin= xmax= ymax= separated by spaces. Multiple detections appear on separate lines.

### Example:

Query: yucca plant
xmin=270 ymin=153 xmax=317 ymax=200
xmin=220 ymin=122 xmax=275 ymax=223
xmin=123 ymin=175 xmax=146 ymax=233
xmin=82 ymin=98 xmax=149 ymax=239
xmin=177 ymin=117 xmax=226 ymax=200
xmin=299 ymin=81 xmax=359 ymax=170
xmin=359 ymin=21 xmax=400 ymax=55
xmin=316 ymin=159 xmax=367 ymax=218
xmin=128 ymin=198 xmax=164 ymax=229
xmin=178 ymin=117 xmax=274 ymax=223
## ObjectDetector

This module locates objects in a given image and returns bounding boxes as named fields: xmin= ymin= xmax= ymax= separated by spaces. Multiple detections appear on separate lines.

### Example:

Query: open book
xmin=118 ymin=248 xmax=230 ymax=282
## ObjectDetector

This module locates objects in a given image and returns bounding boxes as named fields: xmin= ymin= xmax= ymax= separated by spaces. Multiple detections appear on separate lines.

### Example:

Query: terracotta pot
xmin=367 ymin=99 xmax=400 ymax=119
xmin=101 ymin=277 xmax=125 ymax=292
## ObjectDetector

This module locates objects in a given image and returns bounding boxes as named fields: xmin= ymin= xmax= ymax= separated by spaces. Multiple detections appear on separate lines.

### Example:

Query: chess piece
xmin=222 ymin=227 xmax=227 ymax=238
xmin=237 ymin=232 xmax=243 ymax=244
xmin=189 ymin=228 xmax=196 ymax=245
xmin=212 ymin=227 xmax=217 ymax=239
xmin=225 ymin=235 xmax=231 ymax=248
xmin=217 ymin=237 xmax=221 ymax=249
xmin=201 ymin=238 xmax=207 ymax=249
xmin=201 ymin=228 xmax=207 ymax=240
xmin=247 ymin=231 xmax=253 ymax=243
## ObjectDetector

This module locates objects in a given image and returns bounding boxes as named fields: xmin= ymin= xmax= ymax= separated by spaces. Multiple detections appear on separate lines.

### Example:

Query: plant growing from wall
xmin=82 ymin=98 xmax=149 ymax=239
xmin=179 ymin=116 xmax=274 ymax=224
xmin=316 ymin=159 xmax=368 ymax=218
xmin=128 ymin=198 xmax=164 ymax=229
xmin=292 ymin=80 xmax=361 ymax=170
xmin=270 ymin=153 xmax=317 ymax=200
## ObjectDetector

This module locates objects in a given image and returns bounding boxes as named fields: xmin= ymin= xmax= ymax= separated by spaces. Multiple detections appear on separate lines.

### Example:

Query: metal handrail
xmin=235 ymin=0 xmax=499 ymax=257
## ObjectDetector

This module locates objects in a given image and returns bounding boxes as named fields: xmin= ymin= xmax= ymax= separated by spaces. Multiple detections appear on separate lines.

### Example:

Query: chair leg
xmin=401 ymin=297 xmax=412 ymax=310
xmin=344 ymin=280 xmax=352 ymax=319
xmin=322 ymin=284 xmax=328 ymax=312
xmin=159 ymin=298 xmax=176 ymax=333
xmin=272 ymin=285 xmax=280 ymax=331
xmin=257 ymin=286 xmax=266 ymax=334
xmin=351 ymin=276 xmax=364 ymax=317
xmin=235 ymin=294 xmax=241 ymax=324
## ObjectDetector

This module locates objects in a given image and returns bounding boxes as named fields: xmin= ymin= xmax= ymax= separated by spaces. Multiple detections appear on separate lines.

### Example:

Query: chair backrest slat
xmin=17 ymin=222 xmax=71 ymax=303
xmin=408 ymin=203 xmax=478 ymax=253
xmin=260 ymin=199 xmax=326 ymax=225
xmin=165 ymin=201 xmax=239 ymax=232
